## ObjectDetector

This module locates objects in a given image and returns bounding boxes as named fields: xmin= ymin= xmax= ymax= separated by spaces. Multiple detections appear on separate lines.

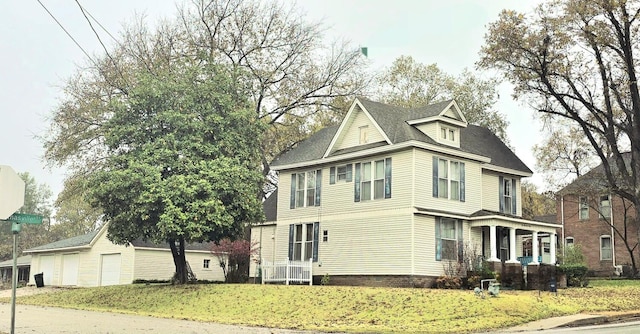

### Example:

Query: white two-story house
xmin=251 ymin=97 xmax=559 ymax=287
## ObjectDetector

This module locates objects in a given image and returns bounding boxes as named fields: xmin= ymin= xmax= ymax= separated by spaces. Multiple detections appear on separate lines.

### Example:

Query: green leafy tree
xmin=480 ymin=0 xmax=640 ymax=275
xmin=521 ymin=181 xmax=556 ymax=220
xmin=88 ymin=62 xmax=265 ymax=284
xmin=376 ymin=55 xmax=508 ymax=141
xmin=43 ymin=0 xmax=369 ymax=200
xmin=50 ymin=177 xmax=102 ymax=240
xmin=0 ymin=173 xmax=53 ymax=260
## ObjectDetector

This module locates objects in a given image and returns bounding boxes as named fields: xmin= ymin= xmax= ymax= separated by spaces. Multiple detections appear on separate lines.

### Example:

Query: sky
xmin=0 ymin=0 xmax=545 ymax=207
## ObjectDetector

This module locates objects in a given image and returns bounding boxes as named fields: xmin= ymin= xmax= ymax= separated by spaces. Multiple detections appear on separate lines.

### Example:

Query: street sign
xmin=7 ymin=213 xmax=43 ymax=224
xmin=0 ymin=165 xmax=25 ymax=220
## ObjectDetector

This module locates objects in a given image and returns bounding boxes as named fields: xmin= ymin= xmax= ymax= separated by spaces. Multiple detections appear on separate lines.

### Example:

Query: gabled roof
xmin=271 ymin=97 xmax=532 ymax=174
xmin=0 ymin=255 xmax=31 ymax=268
xmin=558 ymin=152 xmax=630 ymax=195
xmin=24 ymin=228 xmax=102 ymax=253
xmin=263 ymin=189 xmax=278 ymax=222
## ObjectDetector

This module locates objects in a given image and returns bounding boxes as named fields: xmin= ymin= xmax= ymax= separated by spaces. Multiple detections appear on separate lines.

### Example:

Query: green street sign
xmin=7 ymin=213 xmax=43 ymax=225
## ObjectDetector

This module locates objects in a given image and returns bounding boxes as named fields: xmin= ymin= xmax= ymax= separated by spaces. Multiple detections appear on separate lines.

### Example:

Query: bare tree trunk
xmin=169 ymin=237 xmax=188 ymax=284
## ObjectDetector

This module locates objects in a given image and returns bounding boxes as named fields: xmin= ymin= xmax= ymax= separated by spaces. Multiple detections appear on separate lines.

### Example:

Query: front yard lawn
xmin=3 ymin=279 xmax=640 ymax=333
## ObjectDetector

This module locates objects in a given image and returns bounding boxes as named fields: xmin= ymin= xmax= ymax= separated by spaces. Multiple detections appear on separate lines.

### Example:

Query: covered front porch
xmin=469 ymin=213 xmax=560 ymax=266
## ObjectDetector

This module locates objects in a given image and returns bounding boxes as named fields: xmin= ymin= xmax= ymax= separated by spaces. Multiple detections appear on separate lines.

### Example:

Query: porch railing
xmin=261 ymin=258 xmax=313 ymax=285
xmin=517 ymin=256 xmax=543 ymax=266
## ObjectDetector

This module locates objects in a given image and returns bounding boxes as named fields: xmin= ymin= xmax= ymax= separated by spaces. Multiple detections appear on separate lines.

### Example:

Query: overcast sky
xmin=0 ymin=0 xmax=545 ymax=206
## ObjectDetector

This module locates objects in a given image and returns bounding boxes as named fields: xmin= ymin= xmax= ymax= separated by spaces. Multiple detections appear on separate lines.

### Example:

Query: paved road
xmin=0 ymin=303 xmax=317 ymax=334
xmin=516 ymin=320 xmax=640 ymax=334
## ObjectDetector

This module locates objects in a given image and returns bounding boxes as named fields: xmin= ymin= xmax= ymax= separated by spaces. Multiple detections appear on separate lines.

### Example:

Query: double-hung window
xmin=579 ymin=196 xmax=589 ymax=220
xmin=432 ymin=157 xmax=465 ymax=201
xmin=600 ymin=235 xmax=612 ymax=260
xmin=329 ymin=164 xmax=353 ymax=184
xmin=288 ymin=222 xmax=319 ymax=262
xmin=354 ymin=158 xmax=392 ymax=201
xmin=290 ymin=170 xmax=322 ymax=209
xmin=599 ymin=194 xmax=611 ymax=219
xmin=499 ymin=176 xmax=517 ymax=215
xmin=435 ymin=217 xmax=463 ymax=261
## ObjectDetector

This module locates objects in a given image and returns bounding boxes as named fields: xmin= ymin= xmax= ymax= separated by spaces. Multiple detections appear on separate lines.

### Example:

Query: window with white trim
xmin=440 ymin=126 xmax=456 ymax=142
xmin=354 ymin=158 xmax=392 ymax=202
xmin=329 ymin=164 xmax=352 ymax=184
xmin=290 ymin=170 xmax=322 ymax=209
xmin=435 ymin=217 xmax=463 ymax=261
xmin=600 ymin=235 xmax=612 ymax=260
xmin=599 ymin=194 xmax=611 ymax=218
xmin=359 ymin=126 xmax=368 ymax=144
xmin=203 ymin=259 xmax=210 ymax=269
xmin=288 ymin=222 xmax=319 ymax=262
xmin=565 ymin=237 xmax=574 ymax=248
xmin=579 ymin=196 xmax=589 ymax=220
xmin=499 ymin=176 xmax=517 ymax=215
xmin=433 ymin=157 xmax=465 ymax=201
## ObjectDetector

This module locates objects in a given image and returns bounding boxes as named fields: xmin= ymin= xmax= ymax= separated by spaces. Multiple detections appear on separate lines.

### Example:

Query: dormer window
xmin=441 ymin=126 xmax=456 ymax=142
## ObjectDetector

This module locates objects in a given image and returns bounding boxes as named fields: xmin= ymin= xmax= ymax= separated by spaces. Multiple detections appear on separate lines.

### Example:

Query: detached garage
xmin=24 ymin=225 xmax=224 ymax=287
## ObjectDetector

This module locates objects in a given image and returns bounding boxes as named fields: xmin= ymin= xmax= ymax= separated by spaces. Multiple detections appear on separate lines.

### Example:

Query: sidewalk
xmin=503 ymin=311 xmax=640 ymax=332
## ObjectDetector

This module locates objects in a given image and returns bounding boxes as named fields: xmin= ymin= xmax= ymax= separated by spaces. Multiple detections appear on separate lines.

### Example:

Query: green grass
xmin=4 ymin=281 xmax=640 ymax=333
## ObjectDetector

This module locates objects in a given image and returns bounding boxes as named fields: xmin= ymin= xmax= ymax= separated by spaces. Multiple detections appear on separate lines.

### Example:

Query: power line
xmin=74 ymin=0 xmax=129 ymax=91
xmin=35 ymin=0 xmax=98 ymax=68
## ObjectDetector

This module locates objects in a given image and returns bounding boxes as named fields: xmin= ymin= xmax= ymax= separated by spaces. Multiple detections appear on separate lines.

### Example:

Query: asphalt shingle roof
xmin=25 ymin=229 xmax=100 ymax=252
xmin=271 ymin=97 xmax=532 ymax=174
xmin=263 ymin=189 xmax=278 ymax=222
xmin=558 ymin=152 xmax=631 ymax=195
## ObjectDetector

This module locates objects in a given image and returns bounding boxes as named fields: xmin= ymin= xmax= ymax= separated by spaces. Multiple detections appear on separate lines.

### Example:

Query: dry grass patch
xmin=3 ymin=281 xmax=640 ymax=333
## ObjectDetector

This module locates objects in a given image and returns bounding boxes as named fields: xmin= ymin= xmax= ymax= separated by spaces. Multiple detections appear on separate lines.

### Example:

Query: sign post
xmin=0 ymin=165 xmax=26 ymax=334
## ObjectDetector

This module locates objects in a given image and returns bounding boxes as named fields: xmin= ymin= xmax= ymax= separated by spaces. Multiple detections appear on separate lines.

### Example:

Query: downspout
xmin=561 ymin=195 xmax=565 ymax=258
xmin=610 ymin=193 xmax=616 ymax=268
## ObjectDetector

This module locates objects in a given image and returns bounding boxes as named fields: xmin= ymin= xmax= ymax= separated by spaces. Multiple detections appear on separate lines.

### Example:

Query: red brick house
xmin=557 ymin=155 xmax=639 ymax=277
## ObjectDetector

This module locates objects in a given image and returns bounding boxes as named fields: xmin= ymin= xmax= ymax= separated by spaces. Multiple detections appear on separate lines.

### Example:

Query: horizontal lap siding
xmin=413 ymin=215 xmax=474 ymax=277
xmin=187 ymin=252 xmax=224 ymax=282
xmin=278 ymin=150 xmax=414 ymax=222
xmin=276 ymin=208 xmax=414 ymax=275
xmin=250 ymin=225 xmax=276 ymax=278
xmin=413 ymin=149 xmax=482 ymax=215
xmin=482 ymin=172 xmax=499 ymax=212
xmin=335 ymin=108 xmax=385 ymax=151
xmin=86 ymin=232 xmax=135 ymax=286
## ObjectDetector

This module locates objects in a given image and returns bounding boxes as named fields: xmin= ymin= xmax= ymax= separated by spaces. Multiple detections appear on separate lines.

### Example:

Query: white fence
xmin=261 ymin=258 xmax=313 ymax=285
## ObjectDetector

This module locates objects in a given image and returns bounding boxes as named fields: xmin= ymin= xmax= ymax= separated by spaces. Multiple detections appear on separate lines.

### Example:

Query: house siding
xmin=133 ymin=249 xmax=224 ymax=282
xmin=90 ymin=230 xmax=135 ymax=286
xmin=278 ymin=150 xmax=414 ymax=222
xmin=481 ymin=171 xmax=522 ymax=216
xmin=250 ymin=224 xmax=276 ymax=279
xmin=414 ymin=149 xmax=482 ymax=215
xmin=335 ymin=107 xmax=385 ymax=150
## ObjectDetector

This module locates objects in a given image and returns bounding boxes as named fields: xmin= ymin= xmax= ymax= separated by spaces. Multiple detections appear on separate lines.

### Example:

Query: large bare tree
xmin=480 ymin=0 xmax=640 ymax=275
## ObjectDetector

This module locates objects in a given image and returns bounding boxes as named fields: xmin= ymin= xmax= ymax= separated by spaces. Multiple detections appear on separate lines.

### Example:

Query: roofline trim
xmin=407 ymin=116 xmax=468 ymax=128
xmin=322 ymin=98 xmax=392 ymax=158
xmin=272 ymin=140 xmax=492 ymax=171
xmin=468 ymin=215 xmax=561 ymax=229
xmin=23 ymin=245 xmax=92 ymax=254
xmin=482 ymin=164 xmax=533 ymax=177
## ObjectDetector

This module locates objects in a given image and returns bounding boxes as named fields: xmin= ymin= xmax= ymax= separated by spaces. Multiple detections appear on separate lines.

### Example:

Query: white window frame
xmin=439 ymin=218 xmax=458 ymax=261
xmin=436 ymin=158 xmax=464 ymax=200
xmin=600 ymin=235 xmax=612 ymax=260
xmin=359 ymin=125 xmax=368 ymax=144
xmin=579 ymin=196 xmax=589 ymax=220
xmin=203 ymin=259 xmax=210 ymax=269
xmin=294 ymin=171 xmax=317 ymax=208
xmin=599 ymin=194 xmax=611 ymax=219
xmin=293 ymin=223 xmax=314 ymax=261
xmin=565 ymin=237 xmax=574 ymax=248
xmin=503 ymin=178 xmax=513 ymax=214
xmin=336 ymin=165 xmax=348 ymax=182
xmin=360 ymin=159 xmax=389 ymax=201
xmin=440 ymin=126 xmax=456 ymax=142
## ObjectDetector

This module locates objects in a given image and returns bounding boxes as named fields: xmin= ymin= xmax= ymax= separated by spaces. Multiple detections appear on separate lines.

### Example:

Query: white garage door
xmin=61 ymin=254 xmax=79 ymax=286
xmin=39 ymin=255 xmax=54 ymax=286
xmin=100 ymin=254 xmax=121 ymax=286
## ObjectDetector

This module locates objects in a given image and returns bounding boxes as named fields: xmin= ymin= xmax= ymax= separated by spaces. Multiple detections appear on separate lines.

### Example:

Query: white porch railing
xmin=261 ymin=258 xmax=313 ymax=285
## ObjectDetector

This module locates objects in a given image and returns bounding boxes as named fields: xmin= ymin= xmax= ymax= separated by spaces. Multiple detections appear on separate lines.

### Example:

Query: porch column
xmin=489 ymin=225 xmax=499 ymax=262
xmin=531 ymin=230 xmax=540 ymax=265
xmin=507 ymin=227 xmax=519 ymax=263
xmin=549 ymin=233 xmax=557 ymax=264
